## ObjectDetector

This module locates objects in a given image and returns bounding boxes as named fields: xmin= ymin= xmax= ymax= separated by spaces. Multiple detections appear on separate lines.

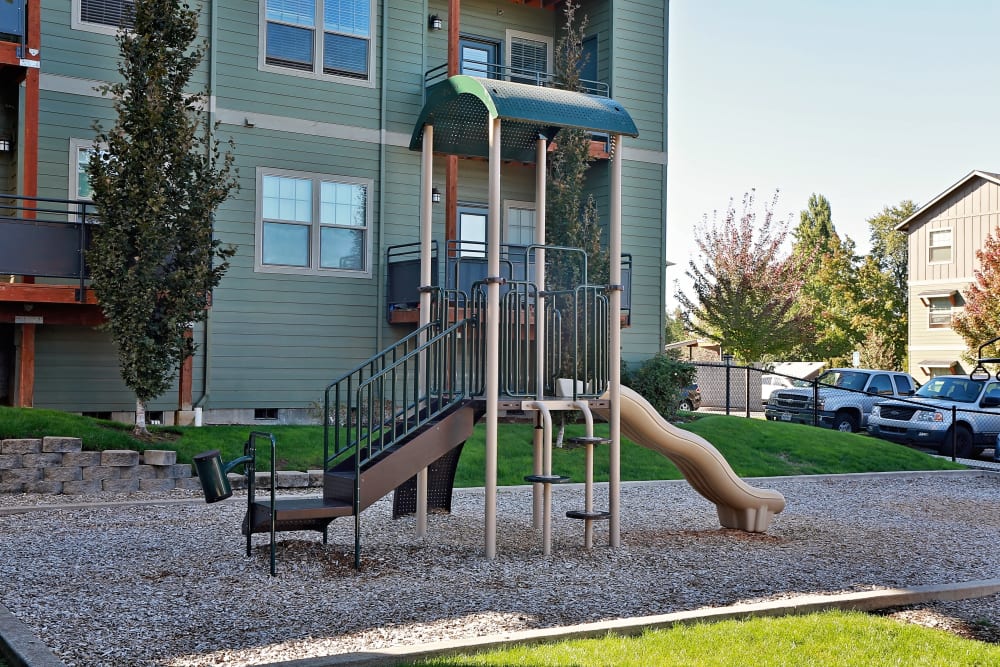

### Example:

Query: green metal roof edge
xmin=409 ymin=75 xmax=639 ymax=156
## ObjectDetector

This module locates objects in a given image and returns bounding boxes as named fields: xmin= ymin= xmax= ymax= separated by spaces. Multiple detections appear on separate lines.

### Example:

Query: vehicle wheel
xmin=943 ymin=425 xmax=974 ymax=458
xmin=833 ymin=411 xmax=859 ymax=433
xmin=679 ymin=399 xmax=694 ymax=412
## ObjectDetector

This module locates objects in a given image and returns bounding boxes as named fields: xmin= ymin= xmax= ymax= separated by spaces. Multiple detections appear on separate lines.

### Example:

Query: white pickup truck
xmin=764 ymin=368 xmax=919 ymax=432
xmin=867 ymin=374 xmax=1000 ymax=458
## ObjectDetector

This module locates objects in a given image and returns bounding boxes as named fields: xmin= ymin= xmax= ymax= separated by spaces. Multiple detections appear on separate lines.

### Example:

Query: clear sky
xmin=666 ymin=0 xmax=1000 ymax=304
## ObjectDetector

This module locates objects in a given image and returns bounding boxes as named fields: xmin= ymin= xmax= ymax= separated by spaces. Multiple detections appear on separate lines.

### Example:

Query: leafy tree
xmin=851 ymin=201 xmax=916 ymax=369
xmin=546 ymin=1 xmax=607 ymax=379
xmin=791 ymin=194 xmax=859 ymax=364
xmin=676 ymin=190 xmax=812 ymax=363
xmin=87 ymin=0 xmax=237 ymax=435
xmin=623 ymin=354 xmax=695 ymax=421
xmin=953 ymin=226 xmax=1000 ymax=362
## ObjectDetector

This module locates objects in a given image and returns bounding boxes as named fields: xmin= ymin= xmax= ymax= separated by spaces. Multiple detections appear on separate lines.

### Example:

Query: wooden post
xmin=15 ymin=323 xmax=35 ymax=407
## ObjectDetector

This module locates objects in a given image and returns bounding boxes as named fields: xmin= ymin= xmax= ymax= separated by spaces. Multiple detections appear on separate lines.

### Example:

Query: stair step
xmin=523 ymin=474 xmax=572 ymax=484
xmin=243 ymin=497 xmax=353 ymax=535
xmin=566 ymin=509 xmax=610 ymax=521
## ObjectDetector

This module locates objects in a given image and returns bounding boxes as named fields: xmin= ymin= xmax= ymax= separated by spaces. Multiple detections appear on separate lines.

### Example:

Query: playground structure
xmin=197 ymin=76 xmax=786 ymax=573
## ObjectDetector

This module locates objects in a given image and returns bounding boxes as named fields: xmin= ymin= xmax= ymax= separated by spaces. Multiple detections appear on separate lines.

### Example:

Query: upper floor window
xmin=928 ymin=297 xmax=953 ymax=328
xmin=263 ymin=0 xmax=372 ymax=83
xmin=256 ymin=168 xmax=371 ymax=277
xmin=506 ymin=31 xmax=552 ymax=85
xmin=928 ymin=228 xmax=952 ymax=263
xmin=74 ymin=0 xmax=135 ymax=34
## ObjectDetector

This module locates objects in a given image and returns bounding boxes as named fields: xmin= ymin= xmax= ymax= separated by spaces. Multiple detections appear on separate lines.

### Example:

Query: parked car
xmin=760 ymin=374 xmax=806 ymax=404
xmin=678 ymin=384 xmax=701 ymax=412
xmin=764 ymin=368 xmax=918 ymax=432
xmin=867 ymin=374 xmax=1000 ymax=458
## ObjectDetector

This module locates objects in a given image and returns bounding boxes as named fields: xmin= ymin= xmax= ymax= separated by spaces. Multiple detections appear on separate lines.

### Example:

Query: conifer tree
xmin=87 ymin=0 xmax=237 ymax=435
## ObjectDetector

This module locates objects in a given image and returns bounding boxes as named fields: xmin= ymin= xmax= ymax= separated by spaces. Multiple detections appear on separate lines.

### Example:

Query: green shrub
xmin=624 ymin=354 xmax=696 ymax=420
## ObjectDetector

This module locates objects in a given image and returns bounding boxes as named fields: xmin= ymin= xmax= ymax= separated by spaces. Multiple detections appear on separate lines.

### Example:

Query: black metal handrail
xmin=0 ymin=195 xmax=100 ymax=301
xmin=424 ymin=61 xmax=610 ymax=97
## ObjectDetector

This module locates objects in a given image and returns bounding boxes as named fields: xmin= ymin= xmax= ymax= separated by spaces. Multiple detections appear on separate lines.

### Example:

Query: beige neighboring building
xmin=897 ymin=170 xmax=1000 ymax=383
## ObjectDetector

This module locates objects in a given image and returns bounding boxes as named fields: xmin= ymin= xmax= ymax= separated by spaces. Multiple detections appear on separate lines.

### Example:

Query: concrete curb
xmin=262 ymin=579 xmax=1000 ymax=667
xmin=0 ymin=603 xmax=65 ymax=667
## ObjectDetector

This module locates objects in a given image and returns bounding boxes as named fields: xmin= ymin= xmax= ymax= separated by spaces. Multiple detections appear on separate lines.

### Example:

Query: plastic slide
xmin=600 ymin=386 xmax=786 ymax=532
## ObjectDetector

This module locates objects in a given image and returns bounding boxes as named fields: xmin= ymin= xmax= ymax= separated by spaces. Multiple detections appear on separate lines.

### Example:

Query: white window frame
xmin=927 ymin=297 xmax=953 ymax=329
xmin=68 ymin=138 xmax=108 ymax=223
xmin=258 ymin=0 xmax=376 ymax=88
xmin=72 ymin=0 xmax=134 ymax=36
xmin=254 ymin=167 xmax=373 ymax=278
xmin=505 ymin=30 xmax=553 ymax=84
xmin=928 ymin=228 xmax=953 ymax=264
xmin=503 ymin=200 xmax=536 ymax=246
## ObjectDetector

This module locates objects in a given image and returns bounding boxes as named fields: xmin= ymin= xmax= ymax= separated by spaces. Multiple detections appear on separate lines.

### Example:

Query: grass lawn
xmin=410 ymin=610 xmax=1000 ymax=666
xmin=0 ymin=405 xmax=966 ymax=483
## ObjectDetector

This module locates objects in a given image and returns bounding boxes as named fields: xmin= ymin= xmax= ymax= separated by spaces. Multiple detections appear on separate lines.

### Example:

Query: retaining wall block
xmin=43 ymin=467 xmax=83 ymax=483
xmin=307 ymin=469 xmax=325 ymax=487
xmin=0 ymin=482 xmax=25 ymax=493
xmin=142 ymin=450 xmax=177 ymax=466
xmin=138 ymin=478 xmax=176 ymax=493
xmin=22 ymin=453 xmax=63 ymax=468
xmin=1 ymin=439 xmax=42 ymax=455
xmin=62 ymin=480 xmax=103 ymax=495
xmin=42 ymin=437 xmax=83 ymax=453
xmin=175 ymin=477 xmax=204 ymax=491
xmin=120 ymin=464 xmax=157 ymax=480
xmin=62 ymin=451 xmax=102 ymax=467
xmin=25 ymin=481 xmax=63 ymax=494
xmin=253 ymin=471 xmax=273 ymax=489
xmin=2 ymin=468 xmax=41 ymax=483
xmin=103 ymin=478 xmax=141 ymax=493
xmin=167 ymin=464 xmax=192 ymax=479
xmin=82 ymin=466 xmax=122 ymax=482
xmin=101 ymin=450 xmax=140 ymax=467
xmin=275 ymin=471 xmax=309 ymax=488
xmin=0 ymin=454 xmax=21 ymax=470
xmin=227 ymin=473 xmax=247 ymax=491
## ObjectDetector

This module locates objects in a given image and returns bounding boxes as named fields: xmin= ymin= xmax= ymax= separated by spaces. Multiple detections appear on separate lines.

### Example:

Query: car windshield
xmin=915 ymin=377 xmax=984 ymax=403
xmin=817 ymin=370 xmax=869 ymax=391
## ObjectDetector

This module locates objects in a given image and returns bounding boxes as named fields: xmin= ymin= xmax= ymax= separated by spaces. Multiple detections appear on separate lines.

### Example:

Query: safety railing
xmin=424 ymin=61 xmax=609 ymax=97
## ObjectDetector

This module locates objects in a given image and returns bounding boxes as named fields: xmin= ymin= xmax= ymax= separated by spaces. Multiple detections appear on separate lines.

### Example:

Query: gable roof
xmin=896 ymin=170 xmax=1000 ymax=231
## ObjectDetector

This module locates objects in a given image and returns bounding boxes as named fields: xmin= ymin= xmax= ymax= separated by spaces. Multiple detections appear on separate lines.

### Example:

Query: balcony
xmin=0 ymin=195 xmax=98 ymax=306
xmin=424 ymin=61 xmax=609 ymax=97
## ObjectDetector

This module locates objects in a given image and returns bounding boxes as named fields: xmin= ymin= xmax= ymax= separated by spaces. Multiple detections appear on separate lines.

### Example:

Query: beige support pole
xmin=484 ymin=117 xmax=502 ymax=559
xmin=528 ymin=401 xmax=554 ymax=556
xmin=608 ymin=134 xmax=623 ymax=548
xmin=417 ymin=124 xmax=434 ymax=538
xmin=532 ymin=135 xmax=547 ymax=527
xmin=572 ymin=400 xmax=597 ymax=550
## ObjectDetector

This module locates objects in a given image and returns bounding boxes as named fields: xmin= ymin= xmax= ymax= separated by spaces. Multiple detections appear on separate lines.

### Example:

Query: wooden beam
xmin=15 ymin=322 xmax=34 ymax=407
xmin=0 ymin=303 xmax=105 ymax=326
xmin=179 ymin=330 xmax=193 ymax=411
xmin=0 ymin=284 xmax=98 ymax=304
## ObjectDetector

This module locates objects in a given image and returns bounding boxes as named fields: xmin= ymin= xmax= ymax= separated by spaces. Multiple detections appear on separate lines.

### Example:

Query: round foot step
xmin=564 ymin=436 xmax=611 ymax=449
xmin=524 ymin=474 xmax=572 ymax=484
xmin=566 ymin=510 xmax=610 ymax=520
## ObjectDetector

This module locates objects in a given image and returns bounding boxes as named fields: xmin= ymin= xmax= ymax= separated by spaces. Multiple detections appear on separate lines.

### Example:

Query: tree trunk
xmin=133 ymin=398 xmax=149 ymax=437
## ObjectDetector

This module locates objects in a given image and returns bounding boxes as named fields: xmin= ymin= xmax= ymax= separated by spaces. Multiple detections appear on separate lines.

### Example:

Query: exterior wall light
xmin=428 ymin=14 xmax=443 ymax=31
xmin=431 ymin=187 xmax=442 ymax=203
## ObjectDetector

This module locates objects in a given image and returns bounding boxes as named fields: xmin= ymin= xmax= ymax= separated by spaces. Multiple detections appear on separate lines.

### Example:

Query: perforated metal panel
xmin=410 ymin=76 xmax=638 ymax=162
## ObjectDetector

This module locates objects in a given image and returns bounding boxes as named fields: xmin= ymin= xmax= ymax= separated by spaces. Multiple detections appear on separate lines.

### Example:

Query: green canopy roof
xmin=409 ymin=76 xmax=639 ymax=163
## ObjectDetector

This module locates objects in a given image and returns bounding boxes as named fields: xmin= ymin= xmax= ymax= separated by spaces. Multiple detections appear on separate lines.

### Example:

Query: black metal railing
xmin=424 ymin=61 xmax=610 ymax=97
xmin=0 ymin=195 xmax=99 ymax=301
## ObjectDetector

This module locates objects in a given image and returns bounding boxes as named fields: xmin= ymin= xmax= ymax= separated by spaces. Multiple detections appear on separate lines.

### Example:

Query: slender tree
xmin=676 ymin=190 xmax=812 ymax=362
xmin=953 ymin=226 xmax=1000 ymax=362
xmin=87 ymin=0 xmax=237 ymax=435
xmin=546 ymin=1 xmax=607 ymax=379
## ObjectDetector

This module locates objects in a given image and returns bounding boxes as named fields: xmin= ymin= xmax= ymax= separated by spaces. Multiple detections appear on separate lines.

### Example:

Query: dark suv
xmin=679 ymin=384 xmax=701 ymax=412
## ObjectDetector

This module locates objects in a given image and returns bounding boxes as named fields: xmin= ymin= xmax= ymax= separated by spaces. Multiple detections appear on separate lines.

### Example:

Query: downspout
xmin=375 ymin=0 xmax=389 ymax=352
xmin=660 ymin=0 xmax=669 ymax=350
xmin=196 ymin=0 xmax=220 ymax=414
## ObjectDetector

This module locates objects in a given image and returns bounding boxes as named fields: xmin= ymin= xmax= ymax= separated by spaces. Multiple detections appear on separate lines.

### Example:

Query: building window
xmin=506 ymin=31 xmax=552 ymax=85
xmin=928 ymin=228 xmax=952 ymax=263
xmin=457 ymin=206 xmax=487 ymax=257
xmin=256 ymin=169 xmax=371 ymax=276
xmin=74 ymin=0 xmax=135 ymax=34
xmin=262 ymin=0 xmax=373 ymax=82
xmin=928 ymin=297 xmax=953 ymax=328
xmin=505 ymin=203 xmax=536 ymax=246
xmin=459 ymin=37 xmax=500 ymax=78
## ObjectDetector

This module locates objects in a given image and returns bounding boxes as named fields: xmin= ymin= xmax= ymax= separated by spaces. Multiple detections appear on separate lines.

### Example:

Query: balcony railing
xmin=0 ymin=195 xmax=98 ymax=300
xmin=424 ymin=62 xmax=609 ymax=97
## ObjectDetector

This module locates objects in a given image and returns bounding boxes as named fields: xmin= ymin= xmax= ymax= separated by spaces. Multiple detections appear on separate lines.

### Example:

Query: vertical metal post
xmin=484 ymin=117 xmax=501 ymax=559
xmin=608 ymin=134 xmax=623 ymax=548
xmin=951 ymin=405 xmax=957 ymax=462
xmin=745 ymin=366 xmax=751 ymax=418
xmin=724 ymin=354 xmax=732 ymax=416
xmin=416 ymin=124 xmax=434 ymax=538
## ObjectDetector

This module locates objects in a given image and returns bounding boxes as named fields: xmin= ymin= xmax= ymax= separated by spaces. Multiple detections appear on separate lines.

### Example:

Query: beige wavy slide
xmin=599 ymin=386 xmax=786 ymax=532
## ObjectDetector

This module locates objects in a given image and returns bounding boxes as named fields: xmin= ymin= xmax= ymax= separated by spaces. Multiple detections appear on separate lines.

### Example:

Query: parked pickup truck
xmin=867 ymin=374 xmax=1000 ymax=458
xmin=764 ymin=368 xmax=918 ymax=432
